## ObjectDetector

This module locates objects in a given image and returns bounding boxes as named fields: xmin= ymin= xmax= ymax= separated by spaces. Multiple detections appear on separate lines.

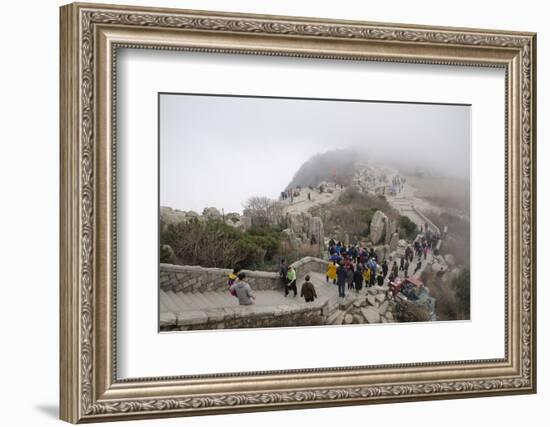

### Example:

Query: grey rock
xmin=281 ymin=228 xmax=301 ymax=250
xmin=389 ymin=232 xmax=400 ymax=251
xmin=202 ymin=206 xmax=222 ymax=219
xmin=372 ymin=285 xmax=390 ymax=293
xmin=366 ymin=295 xmax=376 ymax=306
xmin=361 ymin=306 xmax=381 ymax=324
xmin=369 ymin=210 xmax=388 ymax=245
xmin=444 ymin=254 xmax=456 ymax=266
xmin=160 ymin=206 xmax=189 ymax=226
xmin=333 ymin=312 xmax=345 ymax=325
xmin=378 ymin=300 xmax=389 ymax=315
xmin=375 ymin=293 xmax=386 ymax=304
xmin=385 ymin=220 xmax=398 ymax=244
xmin=344 ymin=314 xmax=354 ymax=324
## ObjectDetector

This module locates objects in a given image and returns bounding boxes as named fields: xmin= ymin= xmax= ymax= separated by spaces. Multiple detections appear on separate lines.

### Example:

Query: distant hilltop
xmin=286 ymin=148 xmax=363 ymax=190
xmin=286 ymin=147 xmax=453 ymax=192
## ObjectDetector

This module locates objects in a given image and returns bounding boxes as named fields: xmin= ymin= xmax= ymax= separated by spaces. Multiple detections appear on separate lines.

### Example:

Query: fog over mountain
xmin=160 ymin=94 xmax=470 ymax=213
xmin=286 ymin=144 xmax=468 ymax=190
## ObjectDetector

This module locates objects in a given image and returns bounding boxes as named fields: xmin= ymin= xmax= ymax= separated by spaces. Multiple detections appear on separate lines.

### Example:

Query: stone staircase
xmin=160 ymin=272 xmax=338 ymax=313
xmin=160 ymin=270 xmax=340 ymax=330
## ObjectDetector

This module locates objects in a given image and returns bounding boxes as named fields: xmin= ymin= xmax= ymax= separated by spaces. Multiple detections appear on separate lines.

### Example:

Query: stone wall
xmin=161 ymin=257 xmax=329 ymax=294
xmin=291 ymin=256 xmax=329 ymax=280
xmin=162 ymin=300 xmax=328 ymax=331
xmin=159 ymin=257 xmax=335 ymax=331
xmin=160 ymin=264 xmax=280 ymax=294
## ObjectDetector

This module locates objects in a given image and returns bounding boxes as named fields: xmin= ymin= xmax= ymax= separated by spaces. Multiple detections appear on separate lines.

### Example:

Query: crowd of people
xmin=226 ymin=222 xmax=440 ymax=305
xmin=280 ymin=187 xmax=301 ymax=203
xmin=280 ymin=182 xmax=344 ymax=205
xmin=323 ymin=234 xmax=436 ymax=298
xmin=391 ymin=175 xmax=406 ymax=193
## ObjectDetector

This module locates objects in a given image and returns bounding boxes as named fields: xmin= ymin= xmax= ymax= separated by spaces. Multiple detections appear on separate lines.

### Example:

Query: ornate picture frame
xmin=60 ymin=2 xmax=536 ymax=423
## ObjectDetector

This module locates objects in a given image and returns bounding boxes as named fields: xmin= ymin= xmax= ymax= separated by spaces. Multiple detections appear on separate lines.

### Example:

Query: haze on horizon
xmin=160 ymin=93 xmax=470 ymax=214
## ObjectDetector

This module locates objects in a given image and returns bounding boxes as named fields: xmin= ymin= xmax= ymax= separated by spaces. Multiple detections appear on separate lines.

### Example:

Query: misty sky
xmin=160 ymin=94 xmax=470 ymax=214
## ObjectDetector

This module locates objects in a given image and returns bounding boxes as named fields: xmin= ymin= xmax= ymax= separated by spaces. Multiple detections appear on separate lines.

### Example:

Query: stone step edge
xmin=173 ymin=300 xmax=330 ymax=327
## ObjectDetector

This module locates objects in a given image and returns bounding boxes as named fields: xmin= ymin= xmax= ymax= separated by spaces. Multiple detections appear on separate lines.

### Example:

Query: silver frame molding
xmin=60 ymin=2 xmax=537 ymax=423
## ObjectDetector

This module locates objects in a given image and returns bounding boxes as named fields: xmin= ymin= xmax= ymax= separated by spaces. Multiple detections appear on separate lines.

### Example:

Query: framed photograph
xmin=60 ymin=2 xmax=537 ymax=423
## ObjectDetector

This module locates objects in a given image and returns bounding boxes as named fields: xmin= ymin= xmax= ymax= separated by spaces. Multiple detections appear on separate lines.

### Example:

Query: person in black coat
xmin=300 ymin=275 xmax=318 ymax=302
xmin=382 ymin=260 xmax=389 ymax=278
xmin=353 ymin=265 xmax=363 ymax=292
xmin=336 ymin=263 xmax=347 ymax=298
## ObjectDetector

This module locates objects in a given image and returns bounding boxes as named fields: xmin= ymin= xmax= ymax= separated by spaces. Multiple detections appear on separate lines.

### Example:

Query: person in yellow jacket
xmin=363 ymin=266 xmax=371 ymax=286
xmin=326 ymin=261 xmax=337 ymax=284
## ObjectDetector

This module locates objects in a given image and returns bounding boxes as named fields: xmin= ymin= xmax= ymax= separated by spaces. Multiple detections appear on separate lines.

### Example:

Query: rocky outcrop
xmin=281 ymin=228 xmax=302 ymax=250
xmin=369 ymin=210 xmax=387 ymax=244
xmin=281 ymin=211 xmax=324 ymax=248
xmin=361 ymin=306 xmax=381 ymax=323
xmin=202 ymin=206 xmax=222 ymax=220
xmin=160 ymin=206 xmax=197 ymax=226
xmin=385 ymin=219 xmax=398 ymax=244
xmin=373 ymin=244 xmax=391 ymax=262
xmin=389 ymin=232 xmax=400 ymax=251
xmin=160 ymin=206 xmax=252 ymax=230
xmin=327 ymin=285 xmax=396 ymax=325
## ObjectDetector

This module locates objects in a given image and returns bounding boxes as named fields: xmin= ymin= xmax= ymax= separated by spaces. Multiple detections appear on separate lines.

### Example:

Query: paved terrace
xmin=159 ymin=258 xmax=340 ymax=331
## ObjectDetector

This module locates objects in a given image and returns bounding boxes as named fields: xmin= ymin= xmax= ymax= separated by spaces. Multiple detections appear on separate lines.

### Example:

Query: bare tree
xmin=242 ymin=196 xmax=282 ymax=227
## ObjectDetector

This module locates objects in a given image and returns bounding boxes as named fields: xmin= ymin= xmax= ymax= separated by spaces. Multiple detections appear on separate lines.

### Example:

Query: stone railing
xmin=290 ymin=256 xmax=330 ymax=280
xmin=412 ymin=206 xmax=441 ymax=235
xmin=160 ymin=256 xmax=330 ymax=294
xmin=163 ymin=300 xmax=329 ymax=331
xmin=160 ymin=264 xmax=280 ymax=294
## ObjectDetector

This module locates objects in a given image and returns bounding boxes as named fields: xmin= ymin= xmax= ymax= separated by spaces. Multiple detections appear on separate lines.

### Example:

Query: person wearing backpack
xmin=227 ymin=266 xmax=241 ymax=297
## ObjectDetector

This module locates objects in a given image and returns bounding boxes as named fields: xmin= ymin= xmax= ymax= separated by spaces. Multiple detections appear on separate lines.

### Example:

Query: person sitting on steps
xmin=229 ymin=272 xmax=255 ymax=306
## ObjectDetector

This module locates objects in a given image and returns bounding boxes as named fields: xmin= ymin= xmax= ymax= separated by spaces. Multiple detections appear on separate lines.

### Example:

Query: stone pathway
xmin=382 ymin=173 xmax=440 ymax=278
xmin=386 ymin=174 xmax=440 ymax=234
xmin=160 ymin=272 xmax=339 ymax=314
xmin=281 ymin=185 xmax=344 ymax=215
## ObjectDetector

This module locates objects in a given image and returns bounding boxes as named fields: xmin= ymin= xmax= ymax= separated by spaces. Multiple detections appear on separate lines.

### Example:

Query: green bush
xmin=160 ymin=219 xmax=281 ymax=269
xmin=399 ymin=215 xmax=418 ymax=240
xmin=160 ymin=244 xmax=176 ymax=264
